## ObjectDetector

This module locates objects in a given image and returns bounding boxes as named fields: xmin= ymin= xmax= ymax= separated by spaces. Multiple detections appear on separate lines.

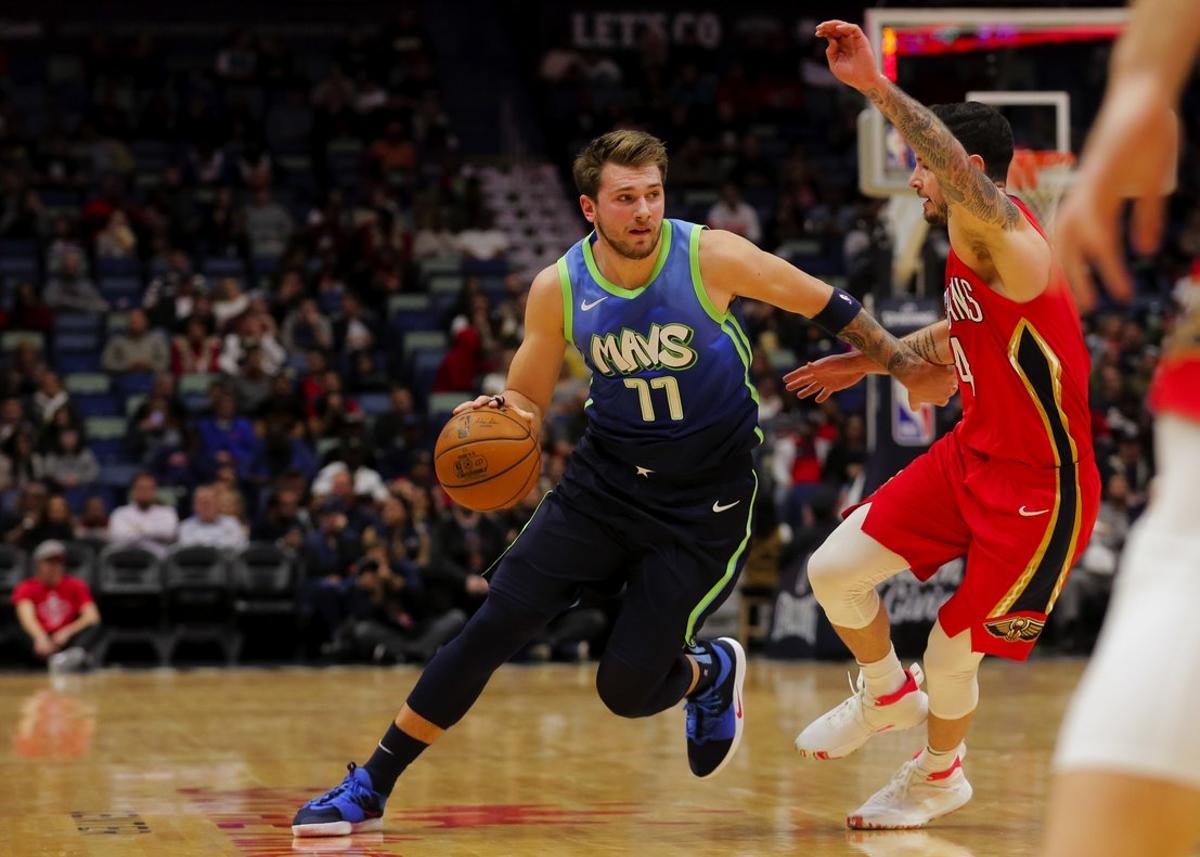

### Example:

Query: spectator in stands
xmin=31 ymin=371 xmax=71 ymax=427
xmin=281 ymin=298 xmax=334 ymax=352
xmin=368 ymin=119 xmax=416 ymax=177
xmin=7 ymin=342 xmax=47 ymax=399
xmin=332 ymin=291 xmax=379 ymax=354
xmin=177 ymin=484 xmax=248 ymax=549
xmin=170 ymin=318 xmax=222 ymax=376
xmin=12 ymin=540 xmax=103 ymax=672
xmin=706 ymin=181 xmax=762 ymax=245
xmin=3 ymin=427 xmax=39 ymax=490
xmin=10 ymin=282 xmax=54 ymax=334
xmin=95 ymin=209 xmax=137 ymax=258
xmin=455 ymin=210 xmax=509 ymax=261
xmin=0 ymin=171 xmax=45 ymax=239
xmin=427 ymin=504 xmax=502 ymax=614
xmin=143 ymin=250 xmax=204 ymax=331
xmin=312 ymin=438 xmax=389 ymax=504
xmin=108 ymin=472 xmax=179 ymax=556
xmin=35 ymin=428 xmax=99 ymax=490
xmin=300 ymin=501 xmax=361 ymax=647
xmin=19 ymin=495 xmax=75 ymax=551
xmin=218 ymin=312 xmax=287 ymax=376
xmin=43 ymin=251 xmax=109 ymax=314
xmin=197 ymin=392 xmax=261 ymax=479
xmin=253 ymin=486 xmax=310 ymax=551
xmin=102 ymin=309 xmax=169 ymax=375
xmin=244 ymin=186 xmax=294 ymax=260
xmin=231 ymin=346 xmax=274 ymax=414
xmin=412 ymin=207 xmax=459 ymax=259
xmin=212 ymin=277 xmax=250 ymax=331
xmin=433 ymin=320 xmax=484 ymax=393
xmin=0 ymin=397 xmax=31 ymax=448
xmin=45 ymin=216 xmax=86 ymax=276
xmin=75 ymin=495 xmax=110 ymax=542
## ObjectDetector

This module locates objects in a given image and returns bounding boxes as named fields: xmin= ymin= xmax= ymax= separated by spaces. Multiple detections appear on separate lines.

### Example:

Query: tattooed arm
xmin=700 ymin=229 xmax=957 ymax=406
xmin=864 ymin=82 xmax=1021 ymax=231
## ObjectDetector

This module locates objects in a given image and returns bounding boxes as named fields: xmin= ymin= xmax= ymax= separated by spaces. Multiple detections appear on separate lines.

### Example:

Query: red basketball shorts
xmin=851 ymin=428 xmax=1099 ymax=660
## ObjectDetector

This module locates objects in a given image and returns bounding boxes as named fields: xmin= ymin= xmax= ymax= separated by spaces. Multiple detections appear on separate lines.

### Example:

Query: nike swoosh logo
xmin=1019 ymin=506 xmax=1050 ymax=517
xmin=712 ymin=500 xmax=741 ymax=513
xmin=735 ymin=689 xmax=743 ymax=720
xmin=580 ymin=296 xmax=608 ymax=311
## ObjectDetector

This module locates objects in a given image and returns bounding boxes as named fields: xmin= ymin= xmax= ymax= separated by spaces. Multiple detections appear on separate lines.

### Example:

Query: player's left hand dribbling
xmin=452 ymin=394 xmax=537 ymax=434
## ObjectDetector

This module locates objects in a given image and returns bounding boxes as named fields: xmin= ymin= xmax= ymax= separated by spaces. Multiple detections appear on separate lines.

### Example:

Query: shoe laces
xmin=308 ymin=762 xmax=364 ymax=807
xmin=685 ymin=686 xmax=725 ymax=741
xmin=875 ymin=758 xmax=922 ymax=804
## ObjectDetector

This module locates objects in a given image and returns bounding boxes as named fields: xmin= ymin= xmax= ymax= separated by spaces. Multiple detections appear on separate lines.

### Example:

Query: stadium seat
xmin=163 ymin=545 xmax=238 ymax=665
xmin=0 ymin=257 xmax=36 ymax=277
xmin=202 ymin=257 xmax=246 ymax=278
xmin=419 ymin=257 xmax=462 ymax=277
xmin=387 ymin=293 xmax=431 ymax=316
xmin=462 ymin=257 xmax=510 ymax=277
xmin=115 ymin=373 xmax=156 ymax=397
xmin=52 ymin=332 xmax=100 ymax=354
xmin=60 ymin=541 xmax=98 ymax=588
xmin=66 ymin=373 xmax=111 ymax=396
xmin=428 ymin=391 xmax=471 ymax=422
xmin=1 ymin=331 xmax=44 ymax=352
xmin=54 ymin=313 xmax=100 ymax=334
xmin=0 ymin=546 xmax=28 ymax=653
xmin=96 ymin=257 xmax=142 ymax=278
xmin=98 ymin=276 xmax=142 ymax=303
xmin=85 ymin=416 xmax=127 ymax=440
xmin=357 ymin=392 xmax=391 ymax=415
xmin=75 ymin=393 xmax=122 ymax=418
xmin=408 ymin=349 xmax=446 ymax=400
xmin=428 ymin=274 xmax=464 ymax=295
xmin=402 ymin=330 xmax=448 ymax=358
xmin=57 ymin=353 xmax=102 ymax=373
xmin=93 ymin=546 xmax=168 ymax=666
xmin=230 ymin=543 xmax=298 ymax=662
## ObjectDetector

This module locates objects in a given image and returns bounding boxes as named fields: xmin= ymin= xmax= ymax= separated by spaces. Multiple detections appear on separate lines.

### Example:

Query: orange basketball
xmin=434 ymin=407 xmax=541 ymax=512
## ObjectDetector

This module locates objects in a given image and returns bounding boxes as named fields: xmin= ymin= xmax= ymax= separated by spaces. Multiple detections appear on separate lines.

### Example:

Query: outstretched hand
xmin=784 ymin=352 xmax=869 ymax=403
xmin=815 ymin=20 xmax=882 ymax=92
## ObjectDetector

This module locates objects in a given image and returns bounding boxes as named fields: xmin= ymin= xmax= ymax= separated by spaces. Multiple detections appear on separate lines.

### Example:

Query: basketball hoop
xmin=1008 ymin=148 xmax=1076 ymax=230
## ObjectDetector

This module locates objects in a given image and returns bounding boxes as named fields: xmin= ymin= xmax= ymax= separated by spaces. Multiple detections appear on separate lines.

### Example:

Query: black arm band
xmin=811 ymin=288 xmax=863 ymax=335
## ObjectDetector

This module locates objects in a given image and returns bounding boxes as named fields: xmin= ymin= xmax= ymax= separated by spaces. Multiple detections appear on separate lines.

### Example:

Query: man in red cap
xmin=12 ymin=540 xmax=103 ymax=672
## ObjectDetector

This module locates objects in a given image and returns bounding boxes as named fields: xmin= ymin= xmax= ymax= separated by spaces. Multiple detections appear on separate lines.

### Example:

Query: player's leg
xmin=797 ymin=437 xmax=970 ymax=763
xmin=846 ymin=620 xmax=979 ymax=830
xmin=796 ymin=510 xmax=962 ymax=761
xmin=591 ymin=471 xmax=757 ymax=778
xmin=293 ymin=492 xmax=629 ymax=837
xmin=1045 ymin=416 xmax=1200 ymax=857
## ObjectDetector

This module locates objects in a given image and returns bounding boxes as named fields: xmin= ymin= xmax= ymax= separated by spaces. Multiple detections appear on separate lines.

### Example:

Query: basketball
xmin=434 ymin=407 xmax=541 ymax=512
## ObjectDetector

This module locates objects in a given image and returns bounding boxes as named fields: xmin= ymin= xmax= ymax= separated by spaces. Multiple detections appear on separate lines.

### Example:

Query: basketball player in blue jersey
xmin=292 ymin=130 xmax=956 ymax=837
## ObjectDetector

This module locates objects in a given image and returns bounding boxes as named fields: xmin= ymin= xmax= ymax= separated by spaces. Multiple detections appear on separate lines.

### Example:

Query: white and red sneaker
xmin=795 ymin=664 xmax=928 ymax=760
xmin=846 ymin=745 xmax=973 ymax=830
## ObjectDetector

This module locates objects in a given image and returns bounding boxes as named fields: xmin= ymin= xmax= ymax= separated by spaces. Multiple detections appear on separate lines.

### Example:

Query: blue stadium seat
xmin=57 ymin=353 xmax=102 ymax=373
xmin=203 ymin=257 xmax=247 ymax=278
xmin=99 ymin=276 xmax=142 ymax=303
xmin=74 ymin=393 xmax=122 ymax=418
xmin=54 ymin=313 xmax=100 ymax=334
xmin=0 ymin=239 xmax=37 ymax=259
xmin=96 ymin=257 xmax=142 ymax=277
xmin=357 ymin=393 xmax=391 ymax=415
xmin=99 ymin=464 xmax=141 ymax=489
xmin=90 ymin=438 xmax=127 ymax=463
xmin=0 ymin=257 xmax=36 ymax=277
xmin=252 ymin=256 xmax=281 ymax=277
xmin=408 ymin=349 xmax=446 ymax=400
xmin=52 ymin=332 xmax=100 ymax=354
xmin=115 ymin=373 xmax=156 ymax=397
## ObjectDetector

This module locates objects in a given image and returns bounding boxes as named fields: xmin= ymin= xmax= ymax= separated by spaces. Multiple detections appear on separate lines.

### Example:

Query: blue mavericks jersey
xmin=556 ymin=219 xmax=761 ymax=474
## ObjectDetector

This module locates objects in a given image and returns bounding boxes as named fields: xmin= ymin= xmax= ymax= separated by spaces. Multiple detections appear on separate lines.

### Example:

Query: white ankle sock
xmin=858 ymin=645 xmax=906 ymax=698
xmin=917 ymin=743 xmax=961 ymax=775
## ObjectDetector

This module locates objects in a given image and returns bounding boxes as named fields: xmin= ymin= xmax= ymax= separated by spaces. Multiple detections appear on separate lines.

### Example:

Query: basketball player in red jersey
xmin=781 ymin=20 xmax=1101 ymax=829
xmin=1045 ymin=2 xmax=1200 ymax=855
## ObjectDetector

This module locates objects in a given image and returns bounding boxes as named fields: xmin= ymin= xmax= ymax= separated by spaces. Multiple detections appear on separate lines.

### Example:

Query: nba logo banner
xmin=891 ymin=377 xmax=935 ymax=446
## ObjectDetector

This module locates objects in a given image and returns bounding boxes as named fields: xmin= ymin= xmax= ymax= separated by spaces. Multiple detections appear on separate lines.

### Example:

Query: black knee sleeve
xmin=595 ymin=651 xmax=693 ymax=719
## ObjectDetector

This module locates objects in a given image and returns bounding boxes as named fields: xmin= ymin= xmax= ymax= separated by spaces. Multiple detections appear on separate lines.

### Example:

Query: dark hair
xmin=930 ymin=102 xmax=1014 ymax=183
xmin=572 ymin=130 xmax=668 ymax=198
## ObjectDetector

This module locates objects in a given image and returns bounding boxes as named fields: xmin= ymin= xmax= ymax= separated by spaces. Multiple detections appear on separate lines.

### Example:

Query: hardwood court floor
xmin=0 ymin=658 xmax=1088 ymax=857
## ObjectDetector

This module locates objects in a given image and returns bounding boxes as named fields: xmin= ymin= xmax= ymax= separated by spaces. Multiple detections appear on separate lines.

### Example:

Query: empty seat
xmin=230 ymin=543 xmax=298 ymax=662
xmin=96 ymin=258 xmax=142 ymax=278
xmin=163 ymin=545 xmax=238 ymax=664
xmin=93 ymin=546 xmax=167 ymax=666
xmin=60 ymin=541 xmax=98 ymax=587
xmin=1 ymin=331 xmax=44 ymax=352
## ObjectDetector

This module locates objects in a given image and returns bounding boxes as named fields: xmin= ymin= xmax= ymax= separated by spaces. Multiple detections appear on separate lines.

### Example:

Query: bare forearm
xmin=861 ymin=77 xmax=1020 ymax=230
xmin=15 ymin=603 xmax=47 ymax=642
xmin=837 ymin=310 xmax=926 ymax=380
xmin=853 ymin=321 xmax=951 ymax=374
xmin=1109 ymin=0 xmax=1200 ymax=100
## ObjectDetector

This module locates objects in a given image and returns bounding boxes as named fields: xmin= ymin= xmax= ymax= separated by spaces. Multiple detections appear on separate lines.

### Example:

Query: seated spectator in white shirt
xmin=705 ymin=182 xmax=762 ymax=245
xmin=311 ymin=439 xmax=389 ymax=503
xmin=102 ymin=308 xmax=170 ymax=375
xmin=108 ymin=472 xmax=179 ymax=556
xmin=177 ymin=484 xmax=248 ymax=550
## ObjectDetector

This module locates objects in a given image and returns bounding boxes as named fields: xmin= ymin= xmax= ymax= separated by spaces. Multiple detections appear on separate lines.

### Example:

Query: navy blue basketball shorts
xmin=487 ymin=434 xmax=757 ymax=673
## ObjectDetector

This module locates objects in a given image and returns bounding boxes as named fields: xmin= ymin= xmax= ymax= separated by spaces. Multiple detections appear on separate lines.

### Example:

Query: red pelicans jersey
xmin=1149 ymin=276 xmax=1200 ymax=423
xmin=945 ymin=198 xmax=1095 ymax=469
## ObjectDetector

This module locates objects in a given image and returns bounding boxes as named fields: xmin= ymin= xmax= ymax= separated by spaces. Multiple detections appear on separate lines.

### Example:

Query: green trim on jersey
xmin=684 ymin=470 xmax=758 ymax=646
xmin=582 ymin=219 xmax=674 ymax=299
xmin=687 ymin=223 xmax=763 ymax=428
xmin=483 ymin=491 xmax=551 ymax=578
xmin=556 ymin=256 xmax=574 ymax=346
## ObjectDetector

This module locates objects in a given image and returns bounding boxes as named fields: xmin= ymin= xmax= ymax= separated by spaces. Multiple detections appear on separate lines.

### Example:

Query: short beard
xmin=594 ymin=217 xmax=660 ymax=261
xmin=922 ymin=201 xmax=949 ymax=227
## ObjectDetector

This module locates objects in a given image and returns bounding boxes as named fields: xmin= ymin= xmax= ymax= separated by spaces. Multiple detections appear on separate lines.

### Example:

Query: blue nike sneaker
xmin=684 ymin=636 xmax=747 ymax=778
xmin=292 ymin=763 xmax=386 ymax=837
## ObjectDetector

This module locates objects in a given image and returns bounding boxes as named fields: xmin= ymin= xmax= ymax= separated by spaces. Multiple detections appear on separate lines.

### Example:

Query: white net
xmin=1008 ymin=148 xmax=1077 ymax=232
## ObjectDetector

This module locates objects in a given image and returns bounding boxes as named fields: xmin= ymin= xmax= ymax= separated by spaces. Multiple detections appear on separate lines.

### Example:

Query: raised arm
xmin=451 ymin=265 xmax=567 ymax=434
xmin=700 ymin=229 xmax=956 ymax=407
